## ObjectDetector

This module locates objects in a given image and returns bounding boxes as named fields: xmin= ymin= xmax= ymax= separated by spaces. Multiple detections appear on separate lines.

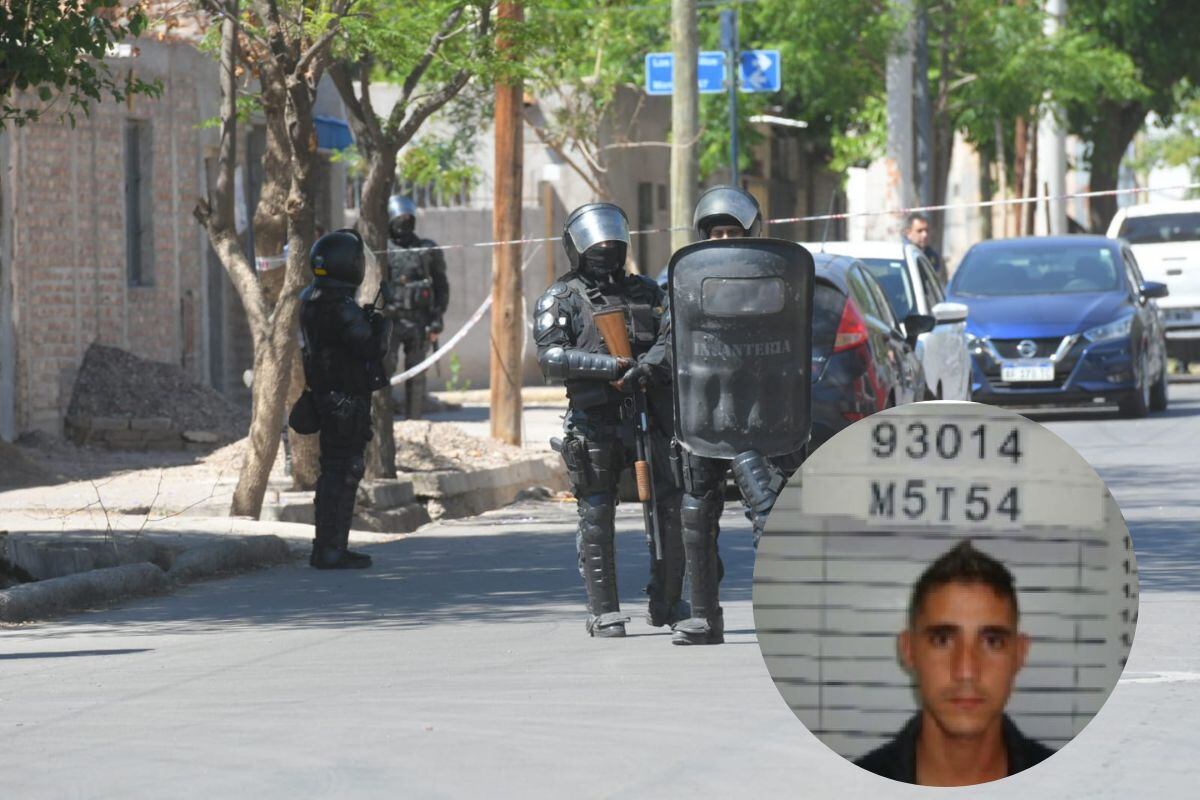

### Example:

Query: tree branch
xmin=395 ymin=5 xmax=467 ymax=119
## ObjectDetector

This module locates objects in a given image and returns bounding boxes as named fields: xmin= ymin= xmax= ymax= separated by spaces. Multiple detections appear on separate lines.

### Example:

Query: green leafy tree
xmin=328 ymin=0 xmax=495 ymax=478
xmin=1130 ymin=86 xmax=1200 ymax=193
xmin=1063 ymin=0 xmax=1200 ymax=230
xmin=0 ymin=0 xmax=160 ymax=127
xmin=521 ymin=1 xmax=669 ymax=240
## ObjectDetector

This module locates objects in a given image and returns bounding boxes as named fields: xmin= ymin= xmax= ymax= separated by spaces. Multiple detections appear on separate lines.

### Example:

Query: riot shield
xmin=668 ymin=238 xmax=814 ymax=459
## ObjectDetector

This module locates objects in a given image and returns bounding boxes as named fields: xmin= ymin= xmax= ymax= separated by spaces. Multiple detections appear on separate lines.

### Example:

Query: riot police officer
xmin=534 ymin=203 xmax=687 ymax=638
xmin=635 ymin=186 xmax=812 ymax=645
xmin=299 ymin=229 xmax=392 ymax=569
xmin=385 ymin=196 xmax=450 ymax=419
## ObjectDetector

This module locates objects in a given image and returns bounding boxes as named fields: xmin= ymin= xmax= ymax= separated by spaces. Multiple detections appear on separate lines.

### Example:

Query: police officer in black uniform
xmin=385 ymin=196 xmax=450 ymax=419
xmin=299 ymin=229 xmax=392 ymax=569
xmin=637 ymin=186 xmax=809 ymax=645
xmin=533 ymin=203 xmax=687 ymax=638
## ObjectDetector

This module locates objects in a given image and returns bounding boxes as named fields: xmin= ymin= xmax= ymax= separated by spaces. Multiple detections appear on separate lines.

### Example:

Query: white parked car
xmin=802 ymin=241 xmax=972 ymax=400
xmin=1107 ymin=199 xmax=1200 ymax=368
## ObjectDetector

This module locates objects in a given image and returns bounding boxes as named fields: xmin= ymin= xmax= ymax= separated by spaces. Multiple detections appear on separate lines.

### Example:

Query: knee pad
xmin=577 ymin=494 xmax=616 ymax=546
xmin=680 ymin=491 xmax=722 ymax=539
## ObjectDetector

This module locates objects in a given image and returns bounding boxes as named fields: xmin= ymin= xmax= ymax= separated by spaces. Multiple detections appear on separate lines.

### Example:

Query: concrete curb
xmin=268 ymin=455 xmax=566 ymax=531
xmin=167 ymin=535 xmax=294 ymax=583
xmin=0 ymin=562 xmax=170 ymax=623
xmin=0 ymin=534 xmax=295 ymax=623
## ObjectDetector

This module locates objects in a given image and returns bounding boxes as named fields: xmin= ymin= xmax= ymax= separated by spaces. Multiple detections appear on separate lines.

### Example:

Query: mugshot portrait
xmin=753 ymin=403 xmax=1138 ymax=788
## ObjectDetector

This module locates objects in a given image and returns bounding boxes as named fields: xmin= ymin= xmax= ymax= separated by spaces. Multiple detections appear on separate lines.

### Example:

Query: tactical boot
xmin=671 ymin=610 xmax=725 ymax=645
xmin=646 ymin=598 xmax=691 ymax=628
xmin=586 ymin=611 xmax=630 ymax=638
xmin=310 ymin=541 xmax=372 ymax=570
xmin=578 ymin=498 xmax=625 ymax=638
xmin=677 ymin=491 xmax=724 ymax=645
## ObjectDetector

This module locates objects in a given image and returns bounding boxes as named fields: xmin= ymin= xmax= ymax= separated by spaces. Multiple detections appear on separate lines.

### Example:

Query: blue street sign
xmin=644 ymin=51 xmax=728 ymax=96
xmin=739 ymin=49 xmax=781 ymax=93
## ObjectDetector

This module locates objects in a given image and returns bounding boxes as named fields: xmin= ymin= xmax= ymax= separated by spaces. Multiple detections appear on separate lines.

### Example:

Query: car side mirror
xmin=1140 ymin=281 xmax=1169 ymax=300
xmin=932 ymin=301 xmax=968 ymax=325
xmin=902 ymin=313 xmax=937 ymax=345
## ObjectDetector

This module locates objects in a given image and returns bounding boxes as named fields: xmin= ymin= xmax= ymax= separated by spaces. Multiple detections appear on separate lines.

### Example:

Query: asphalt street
xmin=2 ymin=386 xmax=1198 ymax=799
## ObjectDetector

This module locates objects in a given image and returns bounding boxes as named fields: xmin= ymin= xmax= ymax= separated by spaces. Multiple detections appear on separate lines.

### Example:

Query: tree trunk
xmin=1088 ymin=101 xmax=1146 ymax=233
xmin=979 ymin=147 xmax=994 ymax=240
xmin=1025 ymin=117 xmax=1038 ymax=235
xmin=1013 ymin=116 xmax=1028 ymax=236
xmin=229 ymin=59 xmax=324 ymax=518
xmin=248 ymin=68 xmax=320 ymax=491
xmin=357 ymin=149 xmax=398 ymax=480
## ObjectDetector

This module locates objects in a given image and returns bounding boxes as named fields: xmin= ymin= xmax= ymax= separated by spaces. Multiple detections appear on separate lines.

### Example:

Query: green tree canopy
xmin=0 ymin=0 xmax=160 ymax=127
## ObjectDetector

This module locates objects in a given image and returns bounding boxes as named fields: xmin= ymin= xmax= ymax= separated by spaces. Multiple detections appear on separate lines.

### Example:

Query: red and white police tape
xmin=386 ymin=181 xmax=1200 ymax=385
xmin=370 ymin=181 xmax=1200 ymax=256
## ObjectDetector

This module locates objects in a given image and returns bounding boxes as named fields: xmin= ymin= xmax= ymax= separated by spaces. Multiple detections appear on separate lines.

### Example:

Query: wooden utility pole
xmin=671 ymin=0 xmax=698 ymax=252
xmin=490 ymin=0 xmax=524 ymax=445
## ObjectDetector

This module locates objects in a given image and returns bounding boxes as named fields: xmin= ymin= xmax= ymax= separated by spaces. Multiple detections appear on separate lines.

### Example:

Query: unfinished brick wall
xmin=8 ymin=41 xmax=216 ymax=436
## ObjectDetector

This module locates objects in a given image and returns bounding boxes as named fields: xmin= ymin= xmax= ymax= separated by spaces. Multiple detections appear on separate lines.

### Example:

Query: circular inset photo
xmin=753 ymin=401 xmax=1137 ymax=788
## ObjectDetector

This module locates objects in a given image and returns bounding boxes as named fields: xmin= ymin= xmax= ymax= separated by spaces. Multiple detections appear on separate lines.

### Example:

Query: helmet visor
xmin=695 ymin=187 xmax=760 ymax=234
xmin=388 ymin=195 xmax=417 ymax=220
xmin=566 ymin=207 xmax=630 ymax=255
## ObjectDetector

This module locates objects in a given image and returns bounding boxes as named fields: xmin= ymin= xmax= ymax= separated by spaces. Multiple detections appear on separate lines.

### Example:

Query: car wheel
xmin=1118 ymin=356 xmax=1150 ymax=419
xmin=1150 ymin=358 xmax=1169 ymax=412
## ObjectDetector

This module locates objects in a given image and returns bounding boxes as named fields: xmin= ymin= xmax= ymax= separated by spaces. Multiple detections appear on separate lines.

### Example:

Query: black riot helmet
xmin=309 ymin=228 xmax=365 ymax=288
xmin=693 ymin=185 xmax=762 ymax=239
xmin=562 ymin=202 xmax=630 ymax=280
xmin=388 ymin=195 xmax=417 ymax=239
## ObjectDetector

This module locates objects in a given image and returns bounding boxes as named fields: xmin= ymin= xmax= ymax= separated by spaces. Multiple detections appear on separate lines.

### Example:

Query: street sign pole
xmin=721 ymin=9 xmax=739 ymax=186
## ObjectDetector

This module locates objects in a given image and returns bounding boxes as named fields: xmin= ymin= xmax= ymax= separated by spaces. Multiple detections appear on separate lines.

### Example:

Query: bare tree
xmin=193 ymin=0 xmax=355 ymax=518
xmin=327 ymin=1 xmax=495 ymax=479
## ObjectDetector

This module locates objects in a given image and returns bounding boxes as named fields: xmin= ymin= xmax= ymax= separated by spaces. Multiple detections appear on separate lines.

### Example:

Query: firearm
xmin=364 ymin=280 xmax=395 ymax=392
xmin=593 ymin=307 xmax=662 ymax=562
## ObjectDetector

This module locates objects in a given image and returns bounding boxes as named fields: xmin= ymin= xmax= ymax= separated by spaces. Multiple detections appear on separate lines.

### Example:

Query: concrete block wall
xmin=6 ymin=40 xmax=216 ymax=437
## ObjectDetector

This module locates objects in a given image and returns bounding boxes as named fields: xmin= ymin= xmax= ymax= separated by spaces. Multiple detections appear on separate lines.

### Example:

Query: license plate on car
xmin=1001 ymin=361 xmax=1055 ymax=382
xmin=1165 ymin=308 xmax=1198 ymax=324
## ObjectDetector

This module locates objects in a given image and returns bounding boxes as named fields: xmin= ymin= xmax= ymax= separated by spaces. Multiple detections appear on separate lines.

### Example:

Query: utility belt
xmin=386 ymin=277 xmax=434 ymax=316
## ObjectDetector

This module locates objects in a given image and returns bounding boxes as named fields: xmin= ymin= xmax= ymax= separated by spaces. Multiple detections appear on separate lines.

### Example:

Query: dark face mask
xmin=390 ymin=216 xmax=416 ymax=241
xmin=580 ymin=241 xmax=626 ymax=280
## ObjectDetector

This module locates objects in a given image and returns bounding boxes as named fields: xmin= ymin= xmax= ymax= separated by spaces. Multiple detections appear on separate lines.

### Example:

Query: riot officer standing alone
xmin=298 ymin=229 xmax=392 ymax=569
xmin=635 ymin=186 xmax=814 ymax=645
xmin=385 ymin=196 xmax=449 ymax=419
xmin=534 ymin=203 xmax=688 ymax=638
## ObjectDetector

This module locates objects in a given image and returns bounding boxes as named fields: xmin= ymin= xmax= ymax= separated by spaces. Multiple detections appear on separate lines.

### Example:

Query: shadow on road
xmin=1127 ymin=519 xmax=1200 ymax=593
xmin=22 ymin=506 xmax=757 ymax=636
xmin=0 ymin=648 xmax=153 ymax=659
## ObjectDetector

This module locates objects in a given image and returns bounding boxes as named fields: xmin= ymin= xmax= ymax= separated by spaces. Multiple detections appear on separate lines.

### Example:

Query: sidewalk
xmin=1 ymin=398 xmax=572 ymax=622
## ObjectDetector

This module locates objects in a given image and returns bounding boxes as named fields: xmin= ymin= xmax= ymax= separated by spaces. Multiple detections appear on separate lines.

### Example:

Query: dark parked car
xmin=946 ymin=235 xmax=1169 ymax=417
xmin=809 ymin=253 xmax=931 ymax=450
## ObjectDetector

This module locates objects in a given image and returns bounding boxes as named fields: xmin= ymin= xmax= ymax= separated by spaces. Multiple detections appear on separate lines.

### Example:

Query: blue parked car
xmin=946 ymin=235 xmax=1169 ymax=417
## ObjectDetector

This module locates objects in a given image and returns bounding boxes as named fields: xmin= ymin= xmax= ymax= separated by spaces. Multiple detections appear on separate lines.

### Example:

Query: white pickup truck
xmin=1108 ymin=199 xmax=1200 ymax=369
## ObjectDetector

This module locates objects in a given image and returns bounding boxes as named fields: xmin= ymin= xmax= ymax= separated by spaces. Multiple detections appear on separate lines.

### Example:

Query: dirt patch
xmin=0 ymin=441 xmax=61 ymax=489
xmin=67 ymin=344 xmax=249 ymax=440
xmin=394 ymin=420 xmax=528 ymax=472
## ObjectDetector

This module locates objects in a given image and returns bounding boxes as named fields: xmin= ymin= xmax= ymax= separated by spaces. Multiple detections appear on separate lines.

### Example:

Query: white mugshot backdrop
xmin=754 ymin=403 xmax=1137 ymax=761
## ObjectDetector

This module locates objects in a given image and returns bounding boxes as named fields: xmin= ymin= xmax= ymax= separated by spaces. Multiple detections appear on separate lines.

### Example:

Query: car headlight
xmin=965 ymin=333 xmax=987 ymax=353
xmin=1082 ymin=314 xmax=1133 ymax=343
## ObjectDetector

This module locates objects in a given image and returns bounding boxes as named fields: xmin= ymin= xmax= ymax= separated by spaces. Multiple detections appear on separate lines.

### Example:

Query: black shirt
xmin=855 ymin=713 xmax=1055 ymax=785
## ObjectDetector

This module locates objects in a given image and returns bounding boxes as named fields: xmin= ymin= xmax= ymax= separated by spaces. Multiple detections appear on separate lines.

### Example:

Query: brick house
xmin=0 ymin=36 xmax=349 ymax=441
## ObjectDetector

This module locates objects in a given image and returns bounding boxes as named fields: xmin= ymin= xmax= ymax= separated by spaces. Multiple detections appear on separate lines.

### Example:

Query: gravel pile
xmin=67 ymin=344 xmax=249 ymax=439
xmin=394 ymin=420 xmax=529 ymax=472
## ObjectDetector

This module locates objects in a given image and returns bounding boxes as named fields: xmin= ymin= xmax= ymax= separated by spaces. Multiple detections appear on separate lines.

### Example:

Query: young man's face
xmin=899 ymin=581 xmax=1029 ymax=740
xmin=906 ymin=219 xmax=930 ymax=248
